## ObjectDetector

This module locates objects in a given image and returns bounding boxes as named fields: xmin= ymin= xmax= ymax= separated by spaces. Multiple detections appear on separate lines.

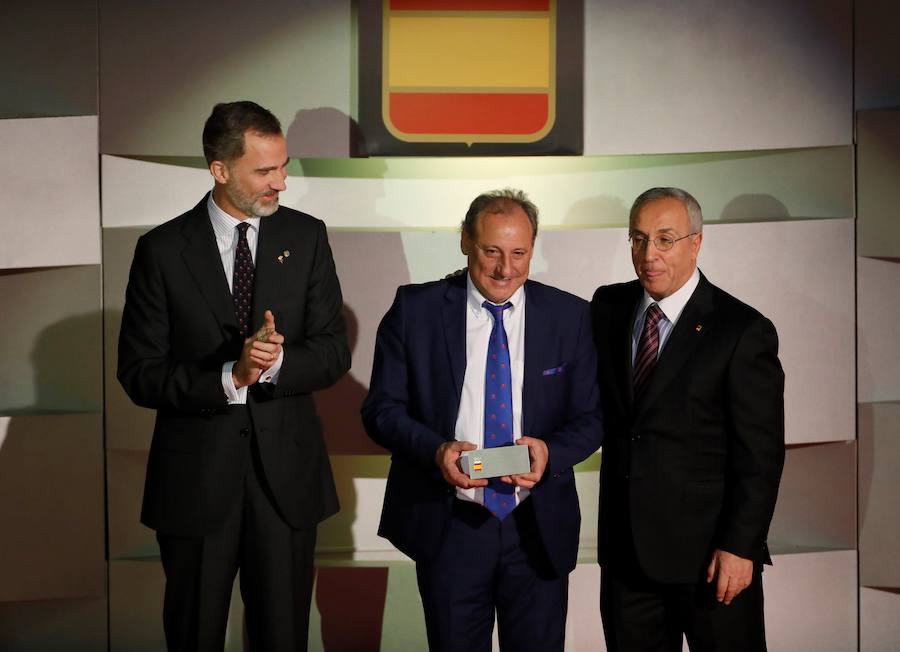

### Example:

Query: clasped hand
xmin=435 ymin=436 xmax=549 ymax=490
xmin=232 ymin=310 xmax=284 ymax=388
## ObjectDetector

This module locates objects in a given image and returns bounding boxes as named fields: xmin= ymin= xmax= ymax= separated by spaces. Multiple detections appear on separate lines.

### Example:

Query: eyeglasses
xmin=628 ymin=232 xmax=698 ymax=252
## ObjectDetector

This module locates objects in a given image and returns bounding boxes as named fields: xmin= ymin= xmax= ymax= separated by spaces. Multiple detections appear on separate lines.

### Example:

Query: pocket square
xmin=542 ymin=363 xmax=567 ymax=376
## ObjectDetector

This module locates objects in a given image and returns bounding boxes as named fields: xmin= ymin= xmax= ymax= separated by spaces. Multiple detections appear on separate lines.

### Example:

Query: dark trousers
xmin=600 ymin=558 xmax=767 ymax=652
xmin=415 ymin=498 xmax=568 ymax=652
xmin=156 ymin=422 xmax=317 ymax=652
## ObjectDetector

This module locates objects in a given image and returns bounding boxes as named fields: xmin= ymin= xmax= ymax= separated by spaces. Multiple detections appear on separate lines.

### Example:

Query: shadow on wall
xmin=0 ymin=311 xmax=105 ymax=615
xmin=285 ymin=107 xmax=369 ymax=158
xmin=720 ymin=193 xmax=792 ymax=222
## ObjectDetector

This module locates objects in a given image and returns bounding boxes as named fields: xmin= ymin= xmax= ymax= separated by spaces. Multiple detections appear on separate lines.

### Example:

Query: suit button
xmin=624 ymin=474 xmax=630 ymax=480
xmin=239 ymin=428 xmax=250 ymax=438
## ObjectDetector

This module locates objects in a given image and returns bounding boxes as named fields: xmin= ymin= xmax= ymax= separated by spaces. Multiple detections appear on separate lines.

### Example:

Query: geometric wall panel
xmin=103 ymin=226 xmax=155 ymax=451
xmin=584 ymin=0 xmax=851 ymax=154
xmin=857 ymin=257 xmax=900 ymax=402
xmin=764 ymin=550 xmax=858 ymax=652
xmin=861 ymin=587 xmax=900 ymax=652
xmin=859 ymin=401 xmax=900 ymax=589
xmin=0 ymin=597 xmax=107 ymax=652
xmin=0 ymin=414 xmax=105 ymax=602
xmin=107 ymin=449 xmax=156 ymax=561
xmin=856 ymin=0 xmax=900 ymax=111
xmin=0 ymin=117 xmax=100 ymax=269
xmin=0 ymin=265 xmax=102 ymax=414
xmin=0 ymin=2 xmax=97 ymax=119
xmin=99 ymin=0 xmax=352 ymax=157
xmin=857 ymin=110 xmax=900 ymax=259
xmin=768 ymin=442 xmax=856 ymax=553
xmin=101 ymin=147 xmax=853 ymax=231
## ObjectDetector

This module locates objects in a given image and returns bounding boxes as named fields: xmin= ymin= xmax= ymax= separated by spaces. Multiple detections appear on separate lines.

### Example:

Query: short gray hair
xmin=462 ymin=188 xmax=539 ymax=239
xmin=629 ymin=187 xmax=703 ymax=233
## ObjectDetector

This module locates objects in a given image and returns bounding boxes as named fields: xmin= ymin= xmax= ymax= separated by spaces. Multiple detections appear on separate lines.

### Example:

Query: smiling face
xmin=631 ymin=197 xmax=702 ymax=300
xmin=461 ymin=206 xmax=534 ymax=303
xmin=210 ymin=130 xmax=289 ymax=219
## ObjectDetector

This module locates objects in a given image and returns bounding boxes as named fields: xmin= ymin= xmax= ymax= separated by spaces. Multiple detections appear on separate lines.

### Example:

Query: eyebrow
xmin=255 ymin=157 xmax=291 ymax=173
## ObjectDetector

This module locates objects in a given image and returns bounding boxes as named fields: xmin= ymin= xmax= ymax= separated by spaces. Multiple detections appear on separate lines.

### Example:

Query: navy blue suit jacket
xmin=362 ymin=273 xmax=603 ymax=576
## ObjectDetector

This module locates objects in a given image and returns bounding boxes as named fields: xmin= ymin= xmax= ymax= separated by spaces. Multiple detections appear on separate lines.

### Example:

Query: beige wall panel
xmin=861 ymin=588 xmax=900 ymax=652
xmin=857 ymin=110 xmax=900 ymax=258
xmin=857 ymin=257 xmax=900 ymax=402
xmin=699 ymin=219 xmax=855 ymax=444
xmin=0 ymin=597 xmax=107 ymax=651
xmin=104 ymin=226 xmax=157 ymax=450
xmin=99 ymin=0 xmax=351 ymax=156
xmin=584 ymin=0 xmax=851 ymax=154
xmin=0 ymin=117 xmax=100 ymax=268
xmin=764 ymin=550 xmax=858 ymax=652
xmin=0 ymin=265 xmax=101 ymax=414
xmin=101 ymin=148 xmax=853 ymax=230
xmin=107 ymin=449 xmax=157 ymax=561
xmin=0 ymin=414 xmax=105 ymax=602
xmin=109 ymin=559 xmax=246 ymax=652
xmin=567 ymin=564 xmax=604 ymax=650
xmin=769 ymin=442 xmax=856 ymax=552
xmin=859 ymin=402 xmax=900 ymax=588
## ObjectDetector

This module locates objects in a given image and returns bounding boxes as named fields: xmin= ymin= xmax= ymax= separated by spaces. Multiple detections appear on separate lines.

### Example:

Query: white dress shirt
xmin=632 ymin=267 xmax=701 ymax=363
xmin=207 ymin=193 xmax=283 ymax=403
xmin=454 ymin=275 xmax=528 ymax=506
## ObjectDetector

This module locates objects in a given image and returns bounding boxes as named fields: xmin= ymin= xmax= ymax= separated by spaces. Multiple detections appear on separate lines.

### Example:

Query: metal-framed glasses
xmin=628 ymin=232 xmax=698 ymax=252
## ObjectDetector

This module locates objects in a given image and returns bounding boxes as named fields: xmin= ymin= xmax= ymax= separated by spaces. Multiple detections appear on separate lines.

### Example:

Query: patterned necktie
xmin=232 ymin=222 xmax=254 ymax=337
xmin=482 ymin=301 xmax=515 ymax=520
xmin=633 ymin=303 xmax=664 ymax=397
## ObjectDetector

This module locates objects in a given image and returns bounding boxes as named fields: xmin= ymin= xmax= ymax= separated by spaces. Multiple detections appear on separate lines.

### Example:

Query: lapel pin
xmin=277 ymin=250 xmax=290 ymax=264
xmin=695 ymin=324 xmax=703 ymax=332
xmin=277 ymin=255 xmax=284 ymax=263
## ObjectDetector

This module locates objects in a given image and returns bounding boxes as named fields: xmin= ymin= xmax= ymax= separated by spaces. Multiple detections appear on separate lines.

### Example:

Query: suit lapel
xmin=615 ymin=284 xmax=642 ymax=413
xmin=522 ymin=281 xmax=550 ymax=435
xmin=180 ymin=198 xmax=237 ymax=338
xmin=442 ymin=275 xmax=467 ymax=403
xmin=634 ymin=274 xmax=714 ymax=414
xmin=250 ymin=210 xmax=287 ymax=332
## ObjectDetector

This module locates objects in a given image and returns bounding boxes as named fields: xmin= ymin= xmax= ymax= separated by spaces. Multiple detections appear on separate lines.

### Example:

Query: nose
xmin=637 ymin=241 xmax=658 ymax=264
xmin=497 ymin=253 xmax=514 ymax=279
xmin=271 ymin=168 xmax=287 ymax=192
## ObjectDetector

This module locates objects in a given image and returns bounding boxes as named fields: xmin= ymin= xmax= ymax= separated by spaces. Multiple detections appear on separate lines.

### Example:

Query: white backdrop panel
xmin=0 ymin=116 xmax=100 ymax=268
xmin=861 ymin=588 xmax=900 ymax=652
xmin=584 ymin=0 xmax=851 ymax=154
xmin=857 ymin=257 xmax=900 ymax=403
xmin=101 ymin=148 xmax=852 ymax=230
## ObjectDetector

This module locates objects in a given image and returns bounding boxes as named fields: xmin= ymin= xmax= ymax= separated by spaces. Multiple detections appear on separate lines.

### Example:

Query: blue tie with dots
xmin=482 ymin=301 xmax=515 ymax=520
xmin=233 ymin=222 xmax=254 ymax=337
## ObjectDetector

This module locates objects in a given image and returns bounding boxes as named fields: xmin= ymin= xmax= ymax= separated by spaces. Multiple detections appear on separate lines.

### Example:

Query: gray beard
xmin=226 ymin=184 xmax=279 ymax=217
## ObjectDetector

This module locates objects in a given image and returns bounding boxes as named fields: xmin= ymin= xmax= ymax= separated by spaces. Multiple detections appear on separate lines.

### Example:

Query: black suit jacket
xmin=362 ymin=274 xmax=603 ymax=577
xmin=591 ymin=272 xmax=784 ymax=584
xmin=118 ymin=195 xmax=350 ymax=537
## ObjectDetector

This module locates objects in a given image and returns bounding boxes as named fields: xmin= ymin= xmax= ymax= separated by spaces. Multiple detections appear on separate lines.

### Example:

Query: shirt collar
xmin=638 ymin=267 xmax=701 ymax=324
xmin=465 ymin=272 xmax=525 ymax=319
xmin=207 ymin=192 xmax=260 ymax=238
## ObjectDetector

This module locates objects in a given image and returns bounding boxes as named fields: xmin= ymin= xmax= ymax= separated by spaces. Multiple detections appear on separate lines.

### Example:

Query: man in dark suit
xmin=591 ymin=187 xmax=785 ymax=651
xmin=118 ymin=101 xmax=349 ymax=651
xmin=362 ymin=189 xmax=603 ymax=652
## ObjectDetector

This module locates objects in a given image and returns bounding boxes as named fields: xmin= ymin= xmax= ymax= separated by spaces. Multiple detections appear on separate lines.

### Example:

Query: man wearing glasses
xmin=591 ymin=187 xmax=784 ymax=651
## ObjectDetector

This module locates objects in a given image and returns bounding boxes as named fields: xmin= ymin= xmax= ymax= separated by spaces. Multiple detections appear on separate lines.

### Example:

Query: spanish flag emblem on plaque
xmin=358 ymin=0 xmax=582 ymax=155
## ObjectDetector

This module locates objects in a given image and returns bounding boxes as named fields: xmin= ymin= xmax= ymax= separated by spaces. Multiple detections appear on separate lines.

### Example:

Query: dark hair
xmin=462 ymin=188 xmax=539 ymax=239
xmin=202 ymin=101 xmax=282 ymax=165
xmin=629 ymin=187 xmax=703 ymax=232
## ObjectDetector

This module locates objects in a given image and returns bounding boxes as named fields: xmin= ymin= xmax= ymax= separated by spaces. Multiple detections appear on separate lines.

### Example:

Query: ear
xmin=209 ymin=160 xmax=229 ymax=185
xmin=691 ymin=232 xmax=703 ymax=260
xmin=460 ymin=230 xmax=472 ymax=256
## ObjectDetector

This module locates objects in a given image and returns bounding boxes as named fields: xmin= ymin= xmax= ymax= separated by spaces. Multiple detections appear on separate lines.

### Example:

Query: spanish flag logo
xmin=358 ymin=0 xmax=582 ymax=155
xmin=473 ymin=457 xmax=484 ymax=472
xmin=383 ymin=0 xmax=555 ymax=143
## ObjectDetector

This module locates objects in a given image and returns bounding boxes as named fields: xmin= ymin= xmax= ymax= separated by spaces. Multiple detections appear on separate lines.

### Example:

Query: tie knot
xmin=483 ymin=301 xmax=512 ymax=321
xmin=645 ymin=303 xmax=664 ymax=327
xmin=236 ymin=222 xmax=251 ymax=237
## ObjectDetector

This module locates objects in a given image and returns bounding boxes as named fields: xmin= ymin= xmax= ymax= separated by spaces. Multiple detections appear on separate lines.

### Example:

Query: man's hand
xmin=500 ymin=436 xmax=548 ymax=489
xmin=706 ymin=548 xmax=754 ymax=605
xmin=435 ymin=441 xmax=489 ymax=490
xmin=232 ymin=310 xmax=285 ymax=389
